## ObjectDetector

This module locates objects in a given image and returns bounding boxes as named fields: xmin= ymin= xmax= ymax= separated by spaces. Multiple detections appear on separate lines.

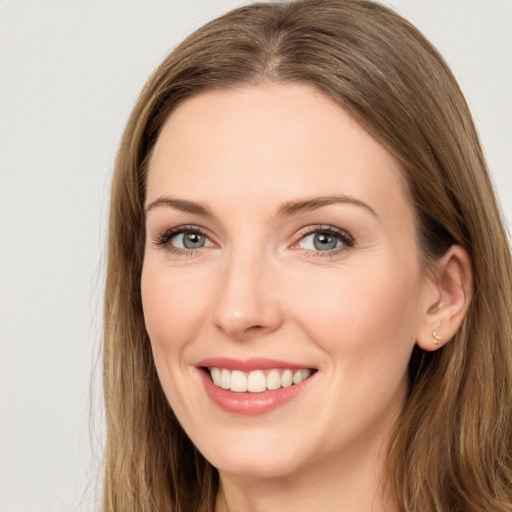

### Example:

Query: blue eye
xmin=299 ymin=232 xmax=341 ymax=251
xmin=171 ymin=232 xmax=213 ymax=249
xmin=296 ymin=226 xmax=354 ymax=255
xmin=154 ymin=226 xmax=214 ymax=253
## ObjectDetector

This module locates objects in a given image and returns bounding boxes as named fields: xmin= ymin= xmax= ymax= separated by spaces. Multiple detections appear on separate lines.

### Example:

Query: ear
xmin=416 ymin=245 xmax=473 ymax=352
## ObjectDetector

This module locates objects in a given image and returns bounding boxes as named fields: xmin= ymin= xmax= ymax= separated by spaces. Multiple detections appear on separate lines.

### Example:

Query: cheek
xmin=141 ymin=262 xmax=216 ymax=421
xmin=292 ymin=263 xmax=423 ymax=425
xmin=287 ymin=261 xmax=423 ymax=357
xmin=141 ymin=262 xmax=212 ymax=355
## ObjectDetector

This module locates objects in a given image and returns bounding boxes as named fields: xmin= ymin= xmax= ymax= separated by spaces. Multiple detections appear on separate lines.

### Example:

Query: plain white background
xmin=1 ymin=1 xmax=510 ymax=510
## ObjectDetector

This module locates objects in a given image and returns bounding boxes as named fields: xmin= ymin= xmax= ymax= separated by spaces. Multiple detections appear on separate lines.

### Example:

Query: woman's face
xmin=142 ymin=83 xmax=433 ymax=479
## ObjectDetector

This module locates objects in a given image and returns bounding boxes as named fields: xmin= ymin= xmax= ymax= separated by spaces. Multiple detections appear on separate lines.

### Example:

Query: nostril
xmin=247 ymin=324 xmax=264 ymax=331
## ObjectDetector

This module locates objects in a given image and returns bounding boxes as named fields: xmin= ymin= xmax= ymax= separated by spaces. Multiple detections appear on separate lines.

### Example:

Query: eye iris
xmin=313 ymin=233 xmax=337 ymax=250
xmin=183 ymin=232 xmax=205 ymax=249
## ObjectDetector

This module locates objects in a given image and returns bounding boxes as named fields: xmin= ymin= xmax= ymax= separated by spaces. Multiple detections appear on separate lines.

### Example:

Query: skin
xmin=141 ymin=83 xmax=453 ymax=512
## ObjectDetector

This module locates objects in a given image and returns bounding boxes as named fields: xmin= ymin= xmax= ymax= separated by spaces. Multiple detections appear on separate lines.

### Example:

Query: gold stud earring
xmin=432 ymin=331 xmax=442 ymax=345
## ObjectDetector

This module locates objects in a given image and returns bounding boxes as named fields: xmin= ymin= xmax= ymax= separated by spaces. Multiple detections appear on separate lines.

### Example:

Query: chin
xmin=196 ymin=429 xmax=315 ymax=480
xmin=212 ymin=453 xmax=303 ymax=480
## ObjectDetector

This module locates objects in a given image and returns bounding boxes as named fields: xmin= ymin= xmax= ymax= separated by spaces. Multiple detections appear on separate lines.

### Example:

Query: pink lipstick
xmin=197 ymin=358 xmax=316 ymax=415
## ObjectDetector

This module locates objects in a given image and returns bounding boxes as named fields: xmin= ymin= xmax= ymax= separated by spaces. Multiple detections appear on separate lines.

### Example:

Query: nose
xmin=211 ymin=246 xmax=283 ymax=340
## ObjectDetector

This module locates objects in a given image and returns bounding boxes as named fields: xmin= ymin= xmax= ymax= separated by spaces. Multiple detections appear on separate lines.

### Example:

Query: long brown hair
xmin=102 ymin=1 xmax=512 ymax=510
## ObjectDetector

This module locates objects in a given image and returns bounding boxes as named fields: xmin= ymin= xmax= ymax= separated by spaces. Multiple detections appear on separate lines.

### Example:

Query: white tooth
xmin=266 ymin=369 xmax=281 ymax=390
xmin=230 ymin=370 xmax=248 ymax=392
xmin=210 ymin=367 xmax=221 ymax=386
xmin=247 ymin=370 xmax=266 ymax=393
xmin=281 ymin=369 xmax=293 ymax=388
xmin=220 ymin=369 xmax=231 ymax=389
xmin=293 ymin=369 xmax=311 ymax=384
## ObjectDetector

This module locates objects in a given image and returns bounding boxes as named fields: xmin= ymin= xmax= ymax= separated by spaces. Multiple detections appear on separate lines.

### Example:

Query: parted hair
xmin=102 ymin=1 xmax=512 ymax=510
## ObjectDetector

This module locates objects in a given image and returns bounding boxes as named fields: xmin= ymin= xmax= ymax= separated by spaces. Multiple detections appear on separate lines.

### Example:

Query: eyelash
xmin=152 ymin=224 xmax=355 ymax=257
xmin=153 ymin=225 xmax=212 ymax=257
xmin=293 ymin=225 xmax=355 ymax=257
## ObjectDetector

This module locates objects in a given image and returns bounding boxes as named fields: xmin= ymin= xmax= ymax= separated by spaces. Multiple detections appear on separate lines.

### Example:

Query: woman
xmin=102 ymin=0 xmax=512 ymax=510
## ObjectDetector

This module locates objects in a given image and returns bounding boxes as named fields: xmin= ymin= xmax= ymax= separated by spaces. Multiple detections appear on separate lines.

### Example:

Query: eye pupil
xmin=314 ymin=233 xmax=337 ymax=250
xmin=183 ymin=232 xmax=205 ymax=249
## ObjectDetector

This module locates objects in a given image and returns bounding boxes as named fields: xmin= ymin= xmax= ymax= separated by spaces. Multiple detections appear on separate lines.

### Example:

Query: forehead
xmin=146 ymin=83 xmax=410 ymax=224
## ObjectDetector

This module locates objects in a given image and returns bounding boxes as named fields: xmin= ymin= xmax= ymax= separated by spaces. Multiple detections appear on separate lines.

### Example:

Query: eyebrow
xmin=144 ymin=194 xmax=377 ymax=218
xmin=144 ymin=196 xmax=213 ymax=217
xmin=276 ymin=196 xmax=377 ymax=218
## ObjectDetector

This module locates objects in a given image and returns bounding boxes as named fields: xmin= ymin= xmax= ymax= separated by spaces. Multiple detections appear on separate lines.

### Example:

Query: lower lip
xmin=200 ymin=370 xmax=314 ymax=415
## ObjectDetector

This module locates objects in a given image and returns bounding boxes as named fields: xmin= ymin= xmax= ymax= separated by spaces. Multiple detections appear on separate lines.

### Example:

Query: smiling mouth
xmin=205 ymin=367 xmax=315 ymax=393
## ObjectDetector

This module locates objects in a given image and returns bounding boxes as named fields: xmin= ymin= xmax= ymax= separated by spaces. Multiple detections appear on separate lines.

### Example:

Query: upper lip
xmin=197 ymin=357 xmax=316 ymax=372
